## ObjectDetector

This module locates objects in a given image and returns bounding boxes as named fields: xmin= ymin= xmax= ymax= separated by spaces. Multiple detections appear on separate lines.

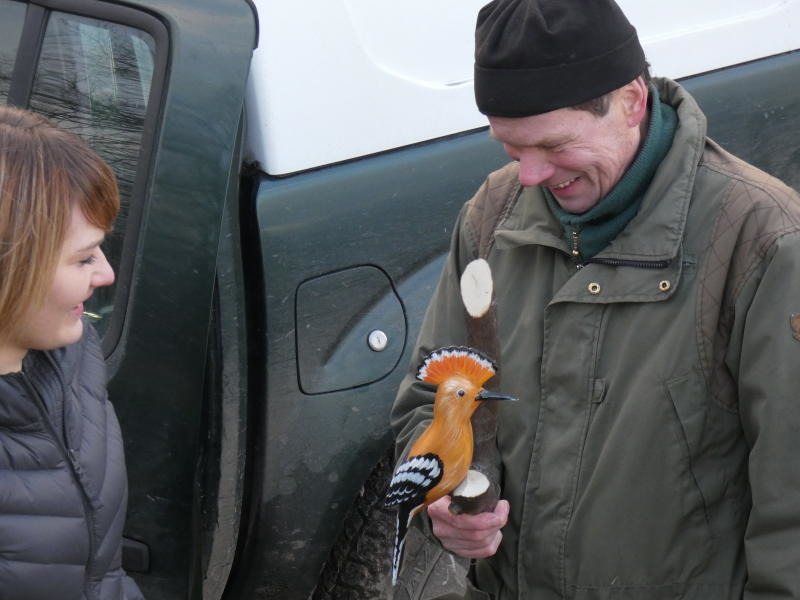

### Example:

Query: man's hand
xmin=428 ymin=495 xmax=509 ymax=559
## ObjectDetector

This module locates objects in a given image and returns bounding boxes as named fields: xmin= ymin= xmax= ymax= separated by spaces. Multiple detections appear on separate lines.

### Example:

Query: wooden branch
xmin=450 ymin=260 xmax=503 ymax=515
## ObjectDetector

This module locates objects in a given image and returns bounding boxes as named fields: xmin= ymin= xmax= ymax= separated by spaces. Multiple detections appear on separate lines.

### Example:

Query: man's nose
xmin=517 ymin=150 xmax=555 ymax=187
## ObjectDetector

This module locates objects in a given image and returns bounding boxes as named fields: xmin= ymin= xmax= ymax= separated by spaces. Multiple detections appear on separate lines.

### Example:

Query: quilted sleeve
xmin=735 ymin=230 xmax=800 ymax=598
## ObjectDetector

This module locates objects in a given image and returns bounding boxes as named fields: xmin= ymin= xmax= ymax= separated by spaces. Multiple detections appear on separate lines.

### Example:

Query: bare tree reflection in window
xmin=0 ymin=55 xmax=12 ymax=103
xmin=30 ymin=13 xmax=155 ymax=329
xmin=0 ymin=0 xmax=27 ymax=103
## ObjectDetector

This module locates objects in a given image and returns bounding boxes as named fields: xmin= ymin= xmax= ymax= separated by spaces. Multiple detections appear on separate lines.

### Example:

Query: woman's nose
xmin=91 ymin=249 xmax=115 ymax=288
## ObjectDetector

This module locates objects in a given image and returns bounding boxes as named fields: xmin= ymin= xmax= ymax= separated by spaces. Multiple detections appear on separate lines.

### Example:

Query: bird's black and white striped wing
xmin=385 ymin=453 xmax=443 ymax=509
xmin=384 ymin=453 xmax=444 ymax=584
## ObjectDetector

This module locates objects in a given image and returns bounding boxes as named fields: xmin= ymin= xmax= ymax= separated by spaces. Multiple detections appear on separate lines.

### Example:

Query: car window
xmin=0 ymin=0 xmax=26 ymax=103
xmin=28 ymin=11 xmax=156 ymax=334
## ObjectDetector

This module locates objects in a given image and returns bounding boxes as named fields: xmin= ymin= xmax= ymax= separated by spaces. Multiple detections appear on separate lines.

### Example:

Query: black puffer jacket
xmin=0 ymin=323 xmax=143 ymax=600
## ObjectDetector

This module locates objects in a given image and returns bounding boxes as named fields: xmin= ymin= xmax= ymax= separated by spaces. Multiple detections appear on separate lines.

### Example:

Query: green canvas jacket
xmin=391 ymin=78 xmax=800 ymax=599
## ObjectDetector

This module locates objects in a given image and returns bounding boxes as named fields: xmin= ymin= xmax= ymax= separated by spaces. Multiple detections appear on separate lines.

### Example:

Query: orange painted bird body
xmin=385 ymin=346 xmax=515 ymax=584
xmin=406 ymin=376 xmax=482 ymax=509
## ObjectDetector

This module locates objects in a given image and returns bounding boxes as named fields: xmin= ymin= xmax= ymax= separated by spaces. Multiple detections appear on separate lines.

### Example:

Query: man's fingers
xmin=427 ymin=496 xmax=510 ymax=559
xmin=436 ymin=528 xmax=503 ymax=559
xmin=429 ymin=496 xmax=508 ymax=530
xmin=432 ymin=518 xmax=494 ymax=543
xmin=495 ymin=499 xmax=510 ymax=521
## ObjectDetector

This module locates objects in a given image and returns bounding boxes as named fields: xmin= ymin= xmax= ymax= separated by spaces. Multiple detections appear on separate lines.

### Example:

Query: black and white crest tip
xmin=416 ymin=346 xmax=497 ymax=386
xmin=384 ymin=453 xmax=443 ymax=508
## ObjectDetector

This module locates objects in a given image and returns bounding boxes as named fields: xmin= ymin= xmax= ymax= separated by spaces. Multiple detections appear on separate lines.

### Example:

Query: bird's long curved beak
xmin=476 ymin=390 xmax=517 ymax=402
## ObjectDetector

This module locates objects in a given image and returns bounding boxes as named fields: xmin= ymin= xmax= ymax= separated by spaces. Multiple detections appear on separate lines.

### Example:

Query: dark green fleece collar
xmin=545 ymin=85 xmax=678 ymax=262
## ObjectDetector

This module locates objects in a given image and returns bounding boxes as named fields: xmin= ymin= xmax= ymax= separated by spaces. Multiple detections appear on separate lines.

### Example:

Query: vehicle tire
xmin=311 ymin=447 xmax=395 ymax=600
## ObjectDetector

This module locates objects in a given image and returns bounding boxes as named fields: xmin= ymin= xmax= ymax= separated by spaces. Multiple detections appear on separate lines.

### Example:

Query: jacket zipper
xmin=569 ymin=229 xmax=672 ymax=270
xmin=585 ymin=256 xmax=672 ymax=269
xmin=22 ymin=369 xmax=96 ymax=596
xmin=570 ymin=229 xmax=581 ymax=260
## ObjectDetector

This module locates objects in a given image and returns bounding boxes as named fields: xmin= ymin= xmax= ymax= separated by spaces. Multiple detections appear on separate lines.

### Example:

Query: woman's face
xmin=2 ymin=207 xmax=114 ymax=371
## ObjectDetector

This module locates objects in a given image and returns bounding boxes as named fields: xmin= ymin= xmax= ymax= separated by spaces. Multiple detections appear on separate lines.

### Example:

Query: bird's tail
xmin=391 ymin=504 xmax=412 ymax=585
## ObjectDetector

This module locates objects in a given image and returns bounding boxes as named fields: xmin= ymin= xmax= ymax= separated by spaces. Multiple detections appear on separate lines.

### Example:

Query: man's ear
xmin=619 ymin=76 xmax=649 ymax=128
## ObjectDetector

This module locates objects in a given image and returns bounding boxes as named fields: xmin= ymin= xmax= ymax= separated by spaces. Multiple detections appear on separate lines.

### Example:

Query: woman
xmin=0 ymin=106 xmax=143 ymax=599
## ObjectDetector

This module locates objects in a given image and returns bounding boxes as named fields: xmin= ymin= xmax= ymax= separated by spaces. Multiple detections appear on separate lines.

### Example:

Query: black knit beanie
xmin=474 ymin=0 xmax=647 ymax=117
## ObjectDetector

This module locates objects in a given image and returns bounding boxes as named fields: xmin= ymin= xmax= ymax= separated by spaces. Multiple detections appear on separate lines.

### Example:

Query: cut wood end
xmin=460 ymin=258 xmax=493 ymax=318
xmin=452 ymin=469 xmax=490 ymax=499
xmin=450 ymin=469 xmax=498 ymax=515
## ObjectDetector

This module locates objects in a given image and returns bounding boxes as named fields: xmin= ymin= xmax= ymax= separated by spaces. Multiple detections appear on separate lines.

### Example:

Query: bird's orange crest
xmin=416 ymin=346 xmax=496 ymax=387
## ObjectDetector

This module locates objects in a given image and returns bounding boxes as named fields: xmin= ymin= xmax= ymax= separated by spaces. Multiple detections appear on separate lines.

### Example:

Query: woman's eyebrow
xmin=74 ymin=237 xmax=105 ymax=254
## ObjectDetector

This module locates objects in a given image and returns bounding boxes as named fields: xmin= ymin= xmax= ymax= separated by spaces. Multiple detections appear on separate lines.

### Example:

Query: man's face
xmin=488 ymin=85 xmax=646 ymax=215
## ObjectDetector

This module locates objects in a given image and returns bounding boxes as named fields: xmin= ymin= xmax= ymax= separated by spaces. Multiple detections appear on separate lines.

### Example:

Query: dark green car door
xmin=1 ymin=0 xmax=256 ymax=597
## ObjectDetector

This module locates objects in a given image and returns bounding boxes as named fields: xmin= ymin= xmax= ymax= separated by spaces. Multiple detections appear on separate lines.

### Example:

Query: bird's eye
xmin=457 ymin=389 xmax=465 ymax=397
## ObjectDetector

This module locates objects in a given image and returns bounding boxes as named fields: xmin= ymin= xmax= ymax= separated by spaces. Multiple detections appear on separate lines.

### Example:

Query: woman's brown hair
xmin=0 ymin=107 xmax=119 ymax=342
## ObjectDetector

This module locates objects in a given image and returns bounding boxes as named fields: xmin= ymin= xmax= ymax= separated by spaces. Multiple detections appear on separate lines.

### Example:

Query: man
xmin=390 ymin=0 xmax=800 ymax=598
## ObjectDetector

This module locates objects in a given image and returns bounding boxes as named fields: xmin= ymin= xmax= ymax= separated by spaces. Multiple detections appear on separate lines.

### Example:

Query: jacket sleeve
xmin=123 ymin=574 xmax=145 ymax=600
xmin=736 ymin=230 xmax=800 ymax=598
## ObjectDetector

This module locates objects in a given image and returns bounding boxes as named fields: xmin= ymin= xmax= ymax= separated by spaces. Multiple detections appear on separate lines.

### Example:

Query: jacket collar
xmin=494 ymin=78 xmax=707 ymax=263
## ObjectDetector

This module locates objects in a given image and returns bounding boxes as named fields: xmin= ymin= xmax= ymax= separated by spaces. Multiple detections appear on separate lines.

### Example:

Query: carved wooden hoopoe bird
xmin=384 ymin=346 xmax=515 ymax=584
